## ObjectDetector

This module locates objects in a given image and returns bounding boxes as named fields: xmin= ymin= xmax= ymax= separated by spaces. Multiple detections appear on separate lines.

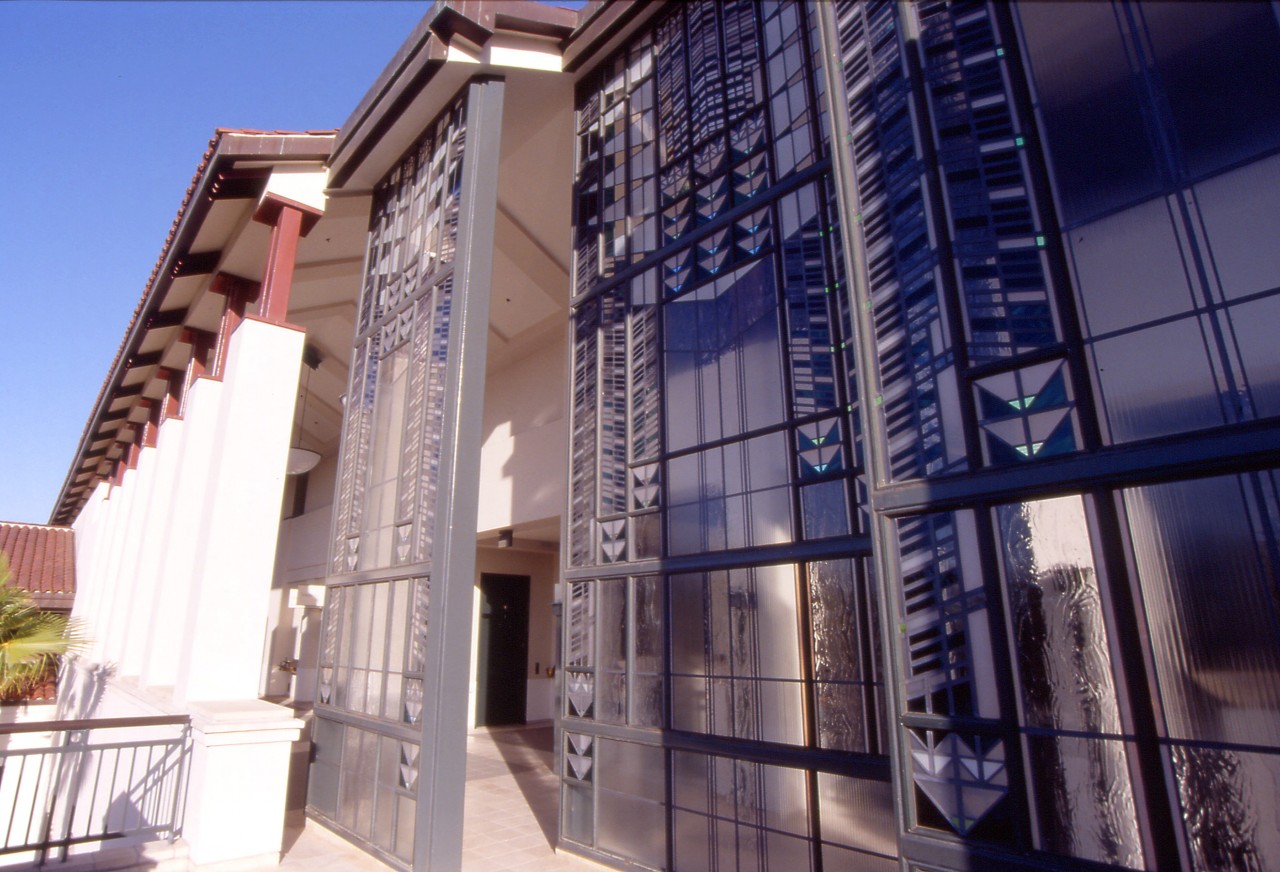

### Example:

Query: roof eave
xmin=49 ymin=132 xmax=336 ymax=526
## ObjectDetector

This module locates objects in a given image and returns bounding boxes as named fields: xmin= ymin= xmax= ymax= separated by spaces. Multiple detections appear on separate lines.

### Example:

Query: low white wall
xmin=62 ymin=317 xmax=307 ymax=866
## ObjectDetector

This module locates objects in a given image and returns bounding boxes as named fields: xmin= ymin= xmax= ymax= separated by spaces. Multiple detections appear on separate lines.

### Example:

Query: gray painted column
xmin=415 ymin=74 xmax=505 ymax=872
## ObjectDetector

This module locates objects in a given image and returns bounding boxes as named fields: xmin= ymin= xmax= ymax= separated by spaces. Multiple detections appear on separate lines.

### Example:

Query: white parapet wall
xmin=63 ymin=316 xmax=308 ymax=865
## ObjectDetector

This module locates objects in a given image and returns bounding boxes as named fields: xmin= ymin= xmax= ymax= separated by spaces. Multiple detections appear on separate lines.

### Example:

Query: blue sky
xmin=0 ymin=1 xmax=577 ymax=525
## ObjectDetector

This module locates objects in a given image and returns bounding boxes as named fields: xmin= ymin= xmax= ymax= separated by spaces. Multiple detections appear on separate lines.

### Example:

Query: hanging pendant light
xmin=288 ymin=346 xmax=322 ymax=475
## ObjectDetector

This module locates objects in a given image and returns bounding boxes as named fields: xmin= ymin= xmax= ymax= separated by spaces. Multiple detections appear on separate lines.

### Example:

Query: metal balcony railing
xmin=0 ymin=714 xmax=191 ymax=865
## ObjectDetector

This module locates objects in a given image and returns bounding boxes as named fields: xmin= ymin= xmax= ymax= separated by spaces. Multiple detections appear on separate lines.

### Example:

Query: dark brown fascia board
xmin=329 ymin=3 xmax=450 ymax=188
xmin=329 ymin=0 xmax=576 ymax=190
xmin=145 ymin=308 xmax=189 ymax=330
xmin=125 ymin=351 xmax=164 ymax=371
xmin=171 ymin=250 xmax=222 ymax=279
xmin=561 ymin=0 xmax=663 ymax=75
xmin=209 ymin=166 xmax=273 ymax=201
xmin=49 ymin=131 xmax=335 ymax=525
xmin=430 ymin=2 xmax=495 ymax=46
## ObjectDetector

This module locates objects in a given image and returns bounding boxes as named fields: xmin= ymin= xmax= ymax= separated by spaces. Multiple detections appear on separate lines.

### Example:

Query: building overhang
xmin=50 ymin=131 xmax=336 ymax=526
xmin=328 ymin=0 xmax=578 ymax=192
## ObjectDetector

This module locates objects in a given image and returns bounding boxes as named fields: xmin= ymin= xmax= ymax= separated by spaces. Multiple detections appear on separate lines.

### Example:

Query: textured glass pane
xmin=744 ymin=564 xmax=802 ymax=680
xmin=363 ymin=344 xmax=411 ymax=570
xmin=388 ymin=579 xmax=409 ymax=673
xmin=394 ymin=794 xmax=415 ymax=862
xmin=598 ymin=789 xmax=667 ymax=869
xmin=664 ymin=260 xmax=783 ymax=450
xmin=1025 ymin=736 xmax=1143 ymax=867
xmin=598 ymin=579 xmax=626 ymax=724
xmin=673 ymin=810 xmax=713 ymax=872
xmin=599 ymin=739 xmax=665 ymax=802
xmin=809 ymin=560 xmax=861 ymax=684
xmin=1194 ymin=155 xmax=1280 ymax=302
xmin=308 ymin=716 xmax=343 ymax=818
xmin=750 ymin=679 xmax=805 ymax=746
xmin=800 ymin=480 xmax=849 ymax=540
xmin=562 ymin=782 xmax=593 ymax=846
xmin=1124 ymin=474 xmax=1280 ymax=746
xmin=632 ymin=575 xmax=662 ymax=673
xmin=1144 ymin=2 xmax=1280 ymax=181
xmin=817 ymin=772 xmax=896 ymax=858
xmin=672 ymin=675 xmax=708 ymax=734
xmin=369 ymin=583 xmax=388 ymax=673
xmin=631 ymin=511 xmax=661 ymax=560
xmin=373 ymin=738 xmax=396 ymax=852
xmin=762 ymin=762 xmax=811 ymax=835
xmin=1226 ymin=294 xmax=1280 ymax=420
xmin=350 ymin=584 xmax=373 ymax=669
xmin=996 ymin=496 xmax=1122 ymax=734
xmin=1068 ymin=198 xmax=1196 ymax=337
xmin=1091 ymin=317 xmax=1226 ymax=444
xmin=764 ymin=831 xmax=812 ymax=871
xmin=1172 ymin=746 xmax=1280 ymax=872
xmin=338 ymin=726 xmax=375 ymax=838
xmin=1018 ymin=1 xmax=1161 ymax=225
xmin=669 ymin=573 xmax=708 ymax=675
xmin=672 ymin=750 xmax=707 ymax=813
xmin=809 ymin=560 xmax=869 ymax=752
xmin=631 ymin=676 xmax=663 ymax=728
xmin=820 ymin=844 xmax=896 ymax=872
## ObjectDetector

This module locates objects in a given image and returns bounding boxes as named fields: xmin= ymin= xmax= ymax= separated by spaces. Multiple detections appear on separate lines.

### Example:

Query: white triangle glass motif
xmin=567 ymin=672 xmax=594 ymax=716
xmin=909 ymin=731 xmax=1007 ymax=835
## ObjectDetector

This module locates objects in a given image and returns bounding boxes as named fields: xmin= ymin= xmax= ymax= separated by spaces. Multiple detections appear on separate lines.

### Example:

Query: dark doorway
xmin=475 ymin=573 xmax=530 ymax=726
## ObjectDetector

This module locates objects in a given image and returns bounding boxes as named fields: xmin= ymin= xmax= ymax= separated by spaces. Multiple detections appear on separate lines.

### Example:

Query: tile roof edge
xmin=49 ymin=129 xmax=336 ymax=526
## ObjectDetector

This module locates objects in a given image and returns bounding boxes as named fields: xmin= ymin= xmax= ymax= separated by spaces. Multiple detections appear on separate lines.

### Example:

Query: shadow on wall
xmin=56 ymin=660 xmax=113 ymax=722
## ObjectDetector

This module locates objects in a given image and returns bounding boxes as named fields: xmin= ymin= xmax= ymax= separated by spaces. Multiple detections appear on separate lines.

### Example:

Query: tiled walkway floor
xmin=267 ymin=724 xmax=604 ymax=872
xmin=460 ymin=724 xmax=605 ymax=871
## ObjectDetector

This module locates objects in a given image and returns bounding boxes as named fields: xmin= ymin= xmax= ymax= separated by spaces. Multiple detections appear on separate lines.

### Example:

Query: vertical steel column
xmin=414 ymin=74 xmax=505 ymax=872
xmin=812 ymin=0 xmax=913 ymax=855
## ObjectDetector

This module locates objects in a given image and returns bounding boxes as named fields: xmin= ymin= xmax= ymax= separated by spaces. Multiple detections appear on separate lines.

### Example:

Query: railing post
xmin=168 ymin=722 xmax=191 ymax=844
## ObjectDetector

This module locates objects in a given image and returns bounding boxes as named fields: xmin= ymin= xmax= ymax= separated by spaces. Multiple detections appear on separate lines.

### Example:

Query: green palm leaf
xmin=0 ymin=554 xmax=86 ymax=700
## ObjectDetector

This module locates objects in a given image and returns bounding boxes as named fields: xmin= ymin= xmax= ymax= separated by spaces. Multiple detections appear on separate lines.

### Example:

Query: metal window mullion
xmin=814 ymin=0 xmax=915 ymax=851
xmin=992 ymin=1 xmax=1105 ymax=454
xmin=413 ymin=74 xmax=504 ymax=872
xmin=1089 ymin=486 xmax=1187 ymax=870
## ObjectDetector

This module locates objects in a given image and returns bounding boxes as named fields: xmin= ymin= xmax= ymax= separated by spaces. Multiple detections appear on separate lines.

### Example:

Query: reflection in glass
xmin=663 ymin=260 xmax=784 ymax=451
xmin=1090 ymin=317 xmax=1225 ymax=444
xmin=1124 ymin=474 xmax=1280 ymax=747
xmin=1225 ymin=294 xmax=1280 ymax=421
xmin=1171 ymin=745 xmax=1280 ymax=871
xmin=1067 ymin=197 xmax=1196 ymax=337
xmin=1143 ymin=1 xmax=1280 ymax=182
xmin=1017 ymin=1 xmax=1161 ymax=226
xmin=808 ymin=560 xmax=867 ymax=752
xmin=997 ymin=496 xmax=1142 ymax=865
xmin=669 ymin=567 xmax=805 ymax=744
xmin=1192 ymin=155 xmax=1280 ymax=303
xmin=817 ymin=771 xmax=896 ymax=859
xmin=997 ymin=496 xmax=1121 ymax=733
xmin=1024 ymin=736 xmax=1143 ymax=868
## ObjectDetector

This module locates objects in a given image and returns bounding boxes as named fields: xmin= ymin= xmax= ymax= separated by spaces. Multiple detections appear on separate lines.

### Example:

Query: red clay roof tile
xmin=0 ymin=522 xmax=76 ymax=610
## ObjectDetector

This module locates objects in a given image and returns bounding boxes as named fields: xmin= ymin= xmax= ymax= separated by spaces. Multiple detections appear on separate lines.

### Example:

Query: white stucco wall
xmin=64 ymin=317 xmax=307 ymax=866
xmin=477 ymin=335 xmax=566 ymax=534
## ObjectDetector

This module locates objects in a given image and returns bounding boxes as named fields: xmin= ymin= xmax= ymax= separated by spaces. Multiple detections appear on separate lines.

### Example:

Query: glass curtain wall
xmin=566 ymin=2 xmax=894 ymax=870
xmin=307 ymin=94 xmax=469 ymax=869
xmin=828 ymin=0 xmax=1280 ymax=869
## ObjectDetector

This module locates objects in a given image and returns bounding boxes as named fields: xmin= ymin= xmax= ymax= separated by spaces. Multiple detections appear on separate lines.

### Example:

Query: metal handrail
xmin=0 ymin=714 xmax=192 ymax=863
xmin=0 ymin=715 xmax=190 ymax=736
